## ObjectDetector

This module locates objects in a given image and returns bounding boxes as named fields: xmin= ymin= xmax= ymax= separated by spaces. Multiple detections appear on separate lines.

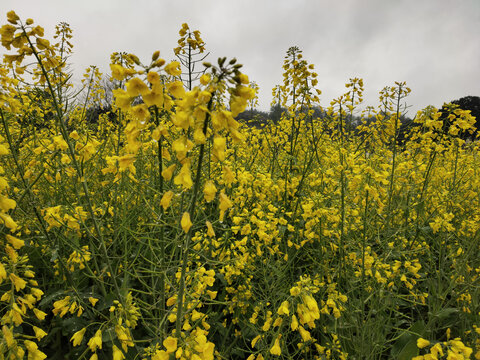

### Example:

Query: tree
xmin=451 ymin=96 xmax=480 ymax=131
xmin=438 ymin=95 xmax=480 ymax=139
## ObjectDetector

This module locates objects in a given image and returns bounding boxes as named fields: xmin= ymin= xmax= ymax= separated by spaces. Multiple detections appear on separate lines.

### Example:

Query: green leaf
xmin=38 ymin=289 xmax=66 ymax=307
xmin=391 ymin=321 xmax=425 ymax=360
xmin=102 ymin=326 xmax=116 ymax=343
xmin=434 ymin=307 xmax=459 ymax=320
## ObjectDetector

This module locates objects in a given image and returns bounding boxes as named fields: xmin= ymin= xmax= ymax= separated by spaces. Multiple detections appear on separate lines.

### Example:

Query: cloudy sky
xmin=2 ymin=0 xmax=479 ymax=114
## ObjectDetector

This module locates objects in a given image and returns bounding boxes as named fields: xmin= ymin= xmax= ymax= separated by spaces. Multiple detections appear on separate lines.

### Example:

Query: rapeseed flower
xmin=181 ymin=212 xmax=193 ymax=233
xmin=71 ymin=327 xmax=86 ymax=346
xmin=87 ymin=329 xmax=102 ymax=351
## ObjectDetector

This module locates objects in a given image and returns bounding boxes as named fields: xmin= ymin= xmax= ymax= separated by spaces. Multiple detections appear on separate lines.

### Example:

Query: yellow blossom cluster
xmin=1 ymin=10 xmax=480 ymax=360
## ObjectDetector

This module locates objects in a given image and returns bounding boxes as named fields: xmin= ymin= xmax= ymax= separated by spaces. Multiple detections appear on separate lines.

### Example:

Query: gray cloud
xmin=2 ymin=0 xmax=479 ymax=114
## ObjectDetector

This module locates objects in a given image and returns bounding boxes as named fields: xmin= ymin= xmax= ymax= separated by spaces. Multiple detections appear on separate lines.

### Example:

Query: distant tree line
xmin=72 ymin=84 xmax=480 ymax=143
xmin=235 ymin=96 xmax=480 ymax=141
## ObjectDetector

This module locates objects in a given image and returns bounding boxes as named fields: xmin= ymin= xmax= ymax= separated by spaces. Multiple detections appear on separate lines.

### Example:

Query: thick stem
xmin=175 ymin=95 xmax=214 ymax=337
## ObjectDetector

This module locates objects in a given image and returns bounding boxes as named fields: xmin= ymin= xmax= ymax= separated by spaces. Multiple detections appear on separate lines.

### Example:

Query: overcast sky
xmin=2 ymin=0 xmax=479 ymax=114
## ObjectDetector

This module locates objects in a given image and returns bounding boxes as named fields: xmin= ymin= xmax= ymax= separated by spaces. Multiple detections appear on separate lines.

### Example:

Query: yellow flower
xmin=36 ymin=38 xmax=51 ymax=50
xmin=206 ymin=290 xmax=217 ymax=299
xmin=53 ymin=296 xmax=72 ymax=317
xmin=11 ymin=303 xmax=24 ymax=325
xmin=0 ymin=213 xmax=17 ymax=230
xmin=112 ymin=345 xmax=125 ymax=360
xmin=206 ymin=221 xmax=215 ymax=237
xmin=174 ymin=161 xmax=193 ymax=190
xmin=212 ymin=136 xmax=226 ymax=161
xmin=143 ymin=86 xmax=164 ymax=107
xmin=33 ymin=326 xmax=47 ymax=341
xmin=0 ymin=263 xmax=6 ymax=284
xmin=251 ymin=334 xmax=261 ymax=348
xmin=110 ymin=64 xmax=126 ymax=81
xmin=113 ymin=88 xmax=132 ymax=111
xmin=181 ymin=212 xmax=193 ymax=233
xmin=87 ymin=329 xmax=102 ymax=351
xmin=71 ymin=327 xmax=87 ymax=346
xmin=2 ymin=325 xmax=14 ymax=347
xmin=118 ymin=154 xmax=135 ymax=171
xmin=147 ymin=71 xmax=160 ymax=84
xmin=277 ymin=300 xmax=290 ymax=316
xmin=69 ymin=130 xmax=80 ymax=140
xmin=211 ymin=111 xmax=227 ymax=131
xmin=298 ymin=326 xmax=311 ymax=342
xmin=33 ymin=308 xmax=47 ymax=320
xmin=166 ymin=295 xmax=177 ymax=306
xmin=24 ymin=340 xmax=47 ymax=360
xmin=172 ymin=137 xmax=193 ymax=161
xmin=219 ymin=192 xmax=232 ymax=222
xmin=163 ymin=336 xmax=178 ymax=353
xmin=160 ymin=191 xmax=174 ymax=210
xmin=131 ymin=104 xmax=150 ymax=121
xmin=0 ymin=25 xmax=16 ymax=48
xmin=303 ymin=294 xmax=319 ymax=314
xmin=165 ymin=61 xmax=181 ymax=76
xmin=167 ymin=81 xmax=185 ymax=99
xmin=431 ymin=343 xmax=444 ymax=357
xmin=152 ymin=124 xmax=167 ymax=141
xmin=193 ymin=128 xmax=206 ymax=144
xmin=89 ymin=297 xmax=99 ymax=306
xmin=200 ymin=74 xmax=210 ymax=85
xmin=290 ymin=286 xmax=301 ymax=296
xmin=161 ymin=164 xmax=176 ymax=181
xmin=269 ymin=336 xmax=282 ymax=356
xmin=115 ymin=325 xmax=134 ymax=350
xmin=291 ymin=314 xmax=298 ymax=330
xmin=417 ymin=338 xmax=430 ymax=349
xmin=0 ymin=196 xmax=16 ymax=212
xmin=203 ymin=181 xmax=217 ymax=202
xmin=152 ymin=350 xmax=169 ymax=360
xmin=7 ymin=11 xmax=20 ymax=25
xmin=126 ymin=77 xmax=150 ymax=97
xmin=198 ymin=90 xmax=211 ymax=104
xmin=9 ymin=273 xmax=27 ymax=291
xmin=238 ymin=73 xmax=249 ymax=84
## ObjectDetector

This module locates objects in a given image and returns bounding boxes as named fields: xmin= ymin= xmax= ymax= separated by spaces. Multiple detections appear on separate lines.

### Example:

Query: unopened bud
xmin=130 ymin=54 xmax=140 ymax=65
xmin=154 ymin=58 xmax=166 ymax=67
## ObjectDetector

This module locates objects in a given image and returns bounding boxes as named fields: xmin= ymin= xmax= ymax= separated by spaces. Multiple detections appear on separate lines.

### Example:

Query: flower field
xmin=0 ymin=11 xmax=479 ymax=360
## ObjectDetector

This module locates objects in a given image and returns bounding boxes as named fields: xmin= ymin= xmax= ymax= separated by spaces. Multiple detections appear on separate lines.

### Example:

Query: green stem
xmin=386 ymin=84 xmax=402 ymax=223
xmin=155 ymin=107 xmax=166 ymax=335
xmin=175 ymin=95 xmax=214 ymax=337
xmin=24 ymin=28 xmax=116 ymax=297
